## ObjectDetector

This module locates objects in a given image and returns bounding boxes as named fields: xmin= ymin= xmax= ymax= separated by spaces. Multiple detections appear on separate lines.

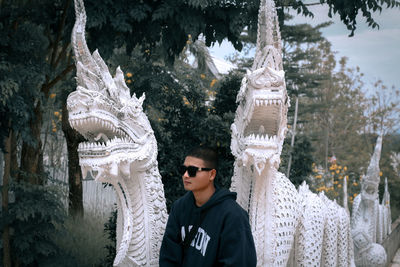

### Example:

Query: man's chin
xmin=183 ymin=183 xmax=192 ymax=191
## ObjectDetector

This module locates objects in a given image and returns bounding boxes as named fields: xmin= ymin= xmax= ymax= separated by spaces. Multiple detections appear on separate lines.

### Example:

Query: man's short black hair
xmin=186 ymin=145 xmax=218 ymax=170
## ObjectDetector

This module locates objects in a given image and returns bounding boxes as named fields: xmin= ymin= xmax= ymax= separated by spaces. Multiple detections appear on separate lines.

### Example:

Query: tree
xmin=380 ymin=133 xmax=400 ymax=219
xmin=298 ymin=42 xmax=370 ymax=175
xmin=0 ymin=1 xmax=79 ymax=264
xmin=365 ymin=80 xmax=400 ymax=134
xmin=315 ymin=0 xmax=400 ymax=36
xmin=0 ymin=0 xmax=76 ymax=179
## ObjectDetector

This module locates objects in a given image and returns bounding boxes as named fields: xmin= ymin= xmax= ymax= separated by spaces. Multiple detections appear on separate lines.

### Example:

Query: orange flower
xmin=126 ymin=72 xmax=133 ymax=78
xmin=210 ymin=79 xmax=217 ymax=88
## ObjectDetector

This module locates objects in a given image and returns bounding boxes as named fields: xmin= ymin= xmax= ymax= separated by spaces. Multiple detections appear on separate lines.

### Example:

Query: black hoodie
xmin=159 ymin=187 xmax=257 ymax=267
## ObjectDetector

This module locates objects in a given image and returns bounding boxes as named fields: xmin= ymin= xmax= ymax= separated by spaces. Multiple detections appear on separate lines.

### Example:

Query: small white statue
xmin=351 ymin=134 xmax=390 ymax=267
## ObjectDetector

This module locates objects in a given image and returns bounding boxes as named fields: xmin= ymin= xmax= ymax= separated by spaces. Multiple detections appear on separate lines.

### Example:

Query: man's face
xmin=182 ymin=156 xmax=215 ymax=193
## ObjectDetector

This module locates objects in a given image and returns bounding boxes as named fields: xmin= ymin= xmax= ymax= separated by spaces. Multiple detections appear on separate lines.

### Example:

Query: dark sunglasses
xmin=179 ymin=165 xmax=213 ymax=177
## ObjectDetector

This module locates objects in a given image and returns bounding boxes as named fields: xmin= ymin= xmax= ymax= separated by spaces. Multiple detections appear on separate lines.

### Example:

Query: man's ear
xmin=210 ymin=169 xmax=217 ymax=181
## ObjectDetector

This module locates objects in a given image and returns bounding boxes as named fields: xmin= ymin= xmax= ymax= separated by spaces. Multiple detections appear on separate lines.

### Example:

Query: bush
xmin=53 ymin=212 xmax=113 ymax=267
xmin=0 ymin=175 xmax=77 ymax=266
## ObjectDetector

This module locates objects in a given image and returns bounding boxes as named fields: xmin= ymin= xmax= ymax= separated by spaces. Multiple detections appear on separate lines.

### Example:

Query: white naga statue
xmin=68 ymin=0 xmax=357 ymax=266
xmin=230 ymin=0 xmax=354 ymax=266
xmin=67 ymin=0 xmax=167 ymax=265
xmin=351 ymin=134 xmax=391 ymax=267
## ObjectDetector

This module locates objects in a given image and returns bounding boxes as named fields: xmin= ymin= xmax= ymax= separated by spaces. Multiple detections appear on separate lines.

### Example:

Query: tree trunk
xmin=10 ymin=131 xmax=18 ymax=180
xmin=2 ymin=129 xmax=12 ymax=267
xmin=20 ymin=103 xmax=43 ymax=184
xmin=62 ymin=103 xmax=85 ymax=217
xmin=324 ymin=114 xmax=330 ymax=172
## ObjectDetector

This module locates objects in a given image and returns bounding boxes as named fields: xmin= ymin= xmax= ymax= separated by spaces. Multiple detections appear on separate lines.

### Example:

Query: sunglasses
xmin=179 ymin=165 xmax=213 ymax=177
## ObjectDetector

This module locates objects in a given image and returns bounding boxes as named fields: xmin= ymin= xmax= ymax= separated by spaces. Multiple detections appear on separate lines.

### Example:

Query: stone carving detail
xmin=230 ymin=0 xmax=355 ymax=265
xmin=351 ymin=134 xmax=391 ymax=267
xmin=67 ymin=0 xmax=168 ymax=266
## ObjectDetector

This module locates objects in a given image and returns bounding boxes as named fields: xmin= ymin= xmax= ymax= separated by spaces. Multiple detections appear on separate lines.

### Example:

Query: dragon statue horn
xmin=252 ymin=0 xmax=283 ymax=71
xmin=72 ymin=0 xmax=131 ymax=103
xmin=364 ymin=134 xmax=383 ymax=187
xmin=72 ymin=0 xmax=97 ymax=73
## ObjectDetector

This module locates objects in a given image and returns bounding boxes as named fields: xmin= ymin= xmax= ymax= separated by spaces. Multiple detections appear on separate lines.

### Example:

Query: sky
xmin=210 ymin=4 xmax=400 ymax=92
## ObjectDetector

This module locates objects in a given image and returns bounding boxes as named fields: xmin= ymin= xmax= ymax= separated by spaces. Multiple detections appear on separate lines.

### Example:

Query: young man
xmin=159 ymin=146 xmax=257 ymax=266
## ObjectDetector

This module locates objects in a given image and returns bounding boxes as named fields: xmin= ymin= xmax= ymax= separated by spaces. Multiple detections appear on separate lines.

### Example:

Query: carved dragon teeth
xmin=245 ymin=133 xmax=277 ymax=142
xmin=70 ymin=115 xmax=133 ymax=142
xmin=242 ymin=98 xmax=282 ymax=140
xmin=78 ymin=138 xmax=139 ymax=157
xmin=255 ymin=98 xmax=282 ymax=107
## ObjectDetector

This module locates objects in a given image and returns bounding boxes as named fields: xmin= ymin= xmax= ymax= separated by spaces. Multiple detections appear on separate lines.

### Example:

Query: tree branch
xmin=279 ymin=2 xmax=322 ymax=7
xmin=42 ymin=64 xmax=75 ymax=97
xmin=55 ymin=42 xmax=70 ymax=68
xmin=304 ymin=2 xmax=322 ymax=6
xmin=50 ymin=0 xmax=72 ymax=68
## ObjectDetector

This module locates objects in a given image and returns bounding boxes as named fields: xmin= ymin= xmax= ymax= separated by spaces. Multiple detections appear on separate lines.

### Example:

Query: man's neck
xmin=193 ymin=185 xmax=216 ymax=207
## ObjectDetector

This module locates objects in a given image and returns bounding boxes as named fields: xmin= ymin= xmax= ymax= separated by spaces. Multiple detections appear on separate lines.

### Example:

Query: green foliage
xmin=279 ymin=135 xmax=314 ymax=186
xmin=212 ymin=71 xmax=243 ymax=116
xmin=0 ymin=174 xmax=77 ymax=266
xmin=54 ymin=212 xmax=112 ymax=267
xmin=380 ymin=133 xmax=400 ymax=220
xmin=83 ymin=0 xmax=260 ymax=64
xmin=0 ymin=0 xmax=74 ymax=149
xmin=319 ymin=0 xmax=400 ymax=36
xmin=0 ymin=10 xmax=49 ymax=148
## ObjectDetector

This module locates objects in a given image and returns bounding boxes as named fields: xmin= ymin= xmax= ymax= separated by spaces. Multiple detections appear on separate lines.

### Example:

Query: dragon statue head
xmin=360 ymin=134 xmax=383 ymax=203
xmin=231 ymin=0 xmax=289 ymax=174
xmin=67 ymin=0 xmax=157 ymax=182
